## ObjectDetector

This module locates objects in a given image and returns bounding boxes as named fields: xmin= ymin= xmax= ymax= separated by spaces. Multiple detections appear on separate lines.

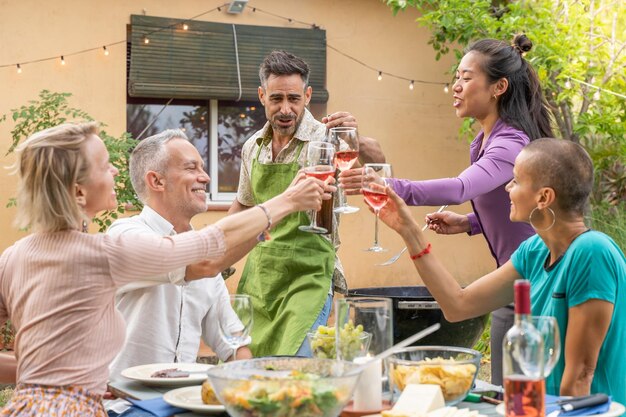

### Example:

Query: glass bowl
xmin=306 ymin=331 xmax=372 ymax=360
xmin=388 ymin=346 xmax=481 ymax=406
xmin=206 ymin=357 xmax=361 ymax=417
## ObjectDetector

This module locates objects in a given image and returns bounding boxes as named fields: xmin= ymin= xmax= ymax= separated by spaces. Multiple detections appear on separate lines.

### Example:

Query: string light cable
xmin=3 ymin=1 xmax=622 ymax=101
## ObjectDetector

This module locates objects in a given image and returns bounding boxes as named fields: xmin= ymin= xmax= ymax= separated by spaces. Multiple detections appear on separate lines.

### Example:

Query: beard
xmin=269 ymin=111 xmax=304 ymax=137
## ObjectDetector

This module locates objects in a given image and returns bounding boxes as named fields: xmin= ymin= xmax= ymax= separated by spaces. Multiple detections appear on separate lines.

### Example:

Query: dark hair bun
xmin=513 ymin=34 xmax=533 ymax=54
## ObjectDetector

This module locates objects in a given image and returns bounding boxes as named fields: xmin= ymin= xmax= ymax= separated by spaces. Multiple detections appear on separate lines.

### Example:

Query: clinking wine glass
xmin=532 ymin=316 xmax=561 ymax=377
xmin=218 ymin=294 xmax=253 ymax=361
xmin=362 ymin=163 xmax=393 ymax=252
xmin=298 ymin=141 xmax=335 ymax=234
xmin=328 ymin=127 xmax=360 ymax=214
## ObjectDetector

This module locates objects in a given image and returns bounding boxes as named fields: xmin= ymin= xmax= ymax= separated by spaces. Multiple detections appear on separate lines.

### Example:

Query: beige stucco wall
xmin=0 ymin=0 xmax=495 ymax=292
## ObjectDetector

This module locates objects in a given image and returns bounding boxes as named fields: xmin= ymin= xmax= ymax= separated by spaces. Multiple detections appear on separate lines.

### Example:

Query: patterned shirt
xmin=236 ymin=109 xmax=347 ymax=294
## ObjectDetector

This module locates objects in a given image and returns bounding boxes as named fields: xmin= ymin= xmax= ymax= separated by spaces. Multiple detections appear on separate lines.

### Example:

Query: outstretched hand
xmin=425 ymin=211 xmax=470 ymax=235
xmin=284 ymin=173 xmax=336 ymax=212
xmin=338 ymin=168 xmax=364 ymax=195
xmin=365 ymin=185 xmax=420 ymax=238
xmin=322 ymin=111 xmax=358 ymax=130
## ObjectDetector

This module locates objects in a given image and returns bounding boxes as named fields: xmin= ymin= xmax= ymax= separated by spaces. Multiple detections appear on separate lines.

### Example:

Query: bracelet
xmin=256 ymin=204 xmax=272 ymax=242
xmin=409 ymin=243 xmax=431 ymax=260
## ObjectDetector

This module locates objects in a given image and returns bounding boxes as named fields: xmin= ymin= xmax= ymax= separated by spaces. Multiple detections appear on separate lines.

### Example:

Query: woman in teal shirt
xmin=376 ymin=138 xmax=625 ymax=402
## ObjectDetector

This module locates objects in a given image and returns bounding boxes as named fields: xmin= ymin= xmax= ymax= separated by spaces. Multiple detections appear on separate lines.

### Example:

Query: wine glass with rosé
xmin=328 ymin=127 xmax=360 ymax=214
xmin=362 ymin=163 xmax=393 ymax=252
xmin=298 ymin=141 xmax=336 ymax=234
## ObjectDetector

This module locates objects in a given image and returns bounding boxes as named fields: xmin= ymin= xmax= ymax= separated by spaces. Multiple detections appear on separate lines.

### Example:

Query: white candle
xmin=353 ymin=356 xmax=382 ymax=411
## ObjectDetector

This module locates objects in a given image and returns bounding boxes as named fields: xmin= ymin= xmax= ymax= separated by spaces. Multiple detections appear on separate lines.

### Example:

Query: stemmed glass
xmin=532 ymin=316 xmax=561 ymax=377
xmin=218 ymin=294 xmax=253 ymax=361
xmin=362 ymin=163 xmax=393 ymax=252
xmin=298 ymin=141 xmax=336 ymax=234
xmin=328 ymin=127 xmax=360 ymax=214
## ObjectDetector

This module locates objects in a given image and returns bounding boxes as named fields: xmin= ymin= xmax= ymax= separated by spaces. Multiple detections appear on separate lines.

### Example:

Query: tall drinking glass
xmin=532 ymin=316 xmax=561 ymax=377
xmin=335 ymin=297 xmax=393 ymax=412
xmin=218 ymin=294 xmax=253 ymax=361
xmin=328 ymin=127 xmax=360 ymax=214
xmin=299 ymin=141 xmax=335 ymax=234
xmin=362 ymin=163 xmax=393 ymax=252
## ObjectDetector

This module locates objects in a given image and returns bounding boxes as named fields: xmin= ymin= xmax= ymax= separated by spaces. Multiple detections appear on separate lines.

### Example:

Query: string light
xmin=16 ymin=64 xmax=21 ymax=74
xmin=143 ymin=36 xmax=150 ymax=44
xmin=60 ymin=56 xmax=66 ymax=65
xmin=103 ymin=46 xmax=109 ymax=56
xmin=444 ymin=83 xmax=449 ymax=94
xmin=409 ymin=80 xmax=414 ymax=90
xmin=564 ymin=78 xmax=571 ymax=89
xmin=183 ymin=23 xmax=189 ymax=30
xmin=377 ymin=71 xmax=383 ymax=81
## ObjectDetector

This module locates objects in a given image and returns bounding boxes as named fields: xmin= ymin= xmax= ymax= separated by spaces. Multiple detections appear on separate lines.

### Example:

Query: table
xmin=108 ymin=379 xmax=499 ymax=417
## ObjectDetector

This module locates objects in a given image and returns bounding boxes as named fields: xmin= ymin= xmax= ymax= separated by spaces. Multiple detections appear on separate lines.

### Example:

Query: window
xmin=127 ymin=98 xmax=265 ymax=203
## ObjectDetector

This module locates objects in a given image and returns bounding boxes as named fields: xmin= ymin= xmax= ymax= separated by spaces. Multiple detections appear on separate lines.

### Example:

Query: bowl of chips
xmin=389 ymin=346 xmax=481 ymax=406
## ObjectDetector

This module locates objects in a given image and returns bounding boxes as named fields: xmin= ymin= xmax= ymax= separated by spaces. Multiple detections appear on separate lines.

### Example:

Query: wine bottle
xmin=503 ymin=279 xmax=545 ymax=417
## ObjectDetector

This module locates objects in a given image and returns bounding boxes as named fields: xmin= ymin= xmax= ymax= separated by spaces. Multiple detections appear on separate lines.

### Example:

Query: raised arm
xmin=322 ymin=111 xmax=386 ymax=164
xmin=377 ymin=185 xmax=519 ymax=321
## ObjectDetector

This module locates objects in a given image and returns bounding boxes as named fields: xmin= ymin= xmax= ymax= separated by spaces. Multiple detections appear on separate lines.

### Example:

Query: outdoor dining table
xmin=107 ymin=379 xmax=501 ymax=417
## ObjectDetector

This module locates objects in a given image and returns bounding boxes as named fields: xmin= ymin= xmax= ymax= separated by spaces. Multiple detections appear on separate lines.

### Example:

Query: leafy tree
xmin=2 ymin=90 xmax=141 ymax=232
xmin=385 ymin=0 xmax=626 ymax=247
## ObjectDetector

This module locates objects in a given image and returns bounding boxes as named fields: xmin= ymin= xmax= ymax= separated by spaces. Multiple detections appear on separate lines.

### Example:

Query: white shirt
xmin=107 ymin=206 xmax=243 ymax=380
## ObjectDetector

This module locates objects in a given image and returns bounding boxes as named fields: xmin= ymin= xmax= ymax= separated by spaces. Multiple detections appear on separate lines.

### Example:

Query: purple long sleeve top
xmin=388 ymin=119 xmax=535 ymax=267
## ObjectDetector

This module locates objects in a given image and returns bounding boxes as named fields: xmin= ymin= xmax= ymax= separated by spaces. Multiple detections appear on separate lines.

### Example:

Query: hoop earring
xmin=493 ymin=94 xmax=498 ymax=100
xmin=529 ymin=207 xmax=556 ymax=232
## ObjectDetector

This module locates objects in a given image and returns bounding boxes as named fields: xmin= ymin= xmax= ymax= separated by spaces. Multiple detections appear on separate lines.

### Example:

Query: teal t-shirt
xmin=511 ymin=230 xmax=626 ymax=404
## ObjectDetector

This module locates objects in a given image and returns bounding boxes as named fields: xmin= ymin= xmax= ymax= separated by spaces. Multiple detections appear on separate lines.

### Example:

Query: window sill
xmin=206 ymin=201 xmax=232 ymax=211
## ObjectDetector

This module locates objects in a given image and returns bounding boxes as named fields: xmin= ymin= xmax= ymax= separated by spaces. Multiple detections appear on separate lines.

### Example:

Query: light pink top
xmin=0 ymin=226 xmax=225 ymax=395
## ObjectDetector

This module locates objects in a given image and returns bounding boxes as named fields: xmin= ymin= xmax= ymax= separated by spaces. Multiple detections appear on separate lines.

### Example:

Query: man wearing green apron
xmin=229 ymin=50 xmax=385 ymax=357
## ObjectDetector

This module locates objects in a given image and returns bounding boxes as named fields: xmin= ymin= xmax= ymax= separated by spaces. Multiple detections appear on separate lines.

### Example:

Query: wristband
xmin=409 ymin=243 xmax=431 ymax=260
xmin=256 ymin=204 xmax=272 ymax=242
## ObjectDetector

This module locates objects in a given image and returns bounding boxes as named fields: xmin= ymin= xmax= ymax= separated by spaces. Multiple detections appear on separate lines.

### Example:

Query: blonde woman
xmin=0 ymin=122 xmax=331 ymax=416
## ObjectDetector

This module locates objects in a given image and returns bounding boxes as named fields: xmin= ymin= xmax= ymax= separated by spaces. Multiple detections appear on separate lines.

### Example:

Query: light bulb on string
xmin=593 ymin=89 xmax=601 ymax=101
xmin=377 ymin=71 xmax=382 ymax=81
xmin=409 ymin=80 xmax=414 ymax=90
xmin=103 ymin=46 xmax=109 ymax=56
xmin=143 ymin=36 xmax=150 ymax=44
xmin=17 ymin=64 xmax=22 ymax=74
xmin=61 ymin=56 xmax=66 ymax=65
xmin=444 ymin=84 xmax=449 ymax=94
xmin=564 ymin=78 xmax=571 ymax=89
xmin=183 ymin=23 xmax=189 ymax=30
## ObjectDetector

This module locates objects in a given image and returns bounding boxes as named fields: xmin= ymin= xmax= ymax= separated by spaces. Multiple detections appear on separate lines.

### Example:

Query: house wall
xmin=0 ymin=0 xmax=495 ymax=292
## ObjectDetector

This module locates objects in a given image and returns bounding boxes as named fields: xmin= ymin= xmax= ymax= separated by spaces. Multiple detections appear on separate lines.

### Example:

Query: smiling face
xmin=452 ymin=51 xmax=500 ymax=121
xmin=161 ymin=138 xmax=210 ymax=220
xmin=505 ymin=151 xmax=539 ymax=223
xmin=79 ymin=134 xmax=119 ymax=217
xmin=258 ymin=74 xmax=311 ymax=140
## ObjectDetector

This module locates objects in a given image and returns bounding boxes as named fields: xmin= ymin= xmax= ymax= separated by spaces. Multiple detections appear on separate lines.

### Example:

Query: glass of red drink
xmin=299 ymin=141 xmax=336 ymax=234
xmin=362 ymin=163 xmax=393 ymax=252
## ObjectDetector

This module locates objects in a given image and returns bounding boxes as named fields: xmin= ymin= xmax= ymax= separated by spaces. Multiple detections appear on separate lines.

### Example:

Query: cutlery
xmin=377 ymin=205 xmax=448 ymax=266
xmin=342 ymin=323 xmax=440 ymax=376
xmin=546 ymin=394 xmax=610 ymax=417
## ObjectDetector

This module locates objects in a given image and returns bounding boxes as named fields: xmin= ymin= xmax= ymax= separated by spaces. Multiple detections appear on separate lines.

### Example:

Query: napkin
xmin=125 ymin=397 xmax=187 ymax=417
xmin=546 ymin=394 xmax=611 ymax=416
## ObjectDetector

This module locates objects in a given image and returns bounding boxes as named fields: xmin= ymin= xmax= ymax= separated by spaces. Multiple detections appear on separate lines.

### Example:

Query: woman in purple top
xmin=343 ymin=34 xmax=553 ymax=385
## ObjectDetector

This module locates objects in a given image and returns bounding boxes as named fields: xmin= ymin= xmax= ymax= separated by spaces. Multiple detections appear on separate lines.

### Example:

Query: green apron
xmin=237 ymin=141 xmax=335 ymax=356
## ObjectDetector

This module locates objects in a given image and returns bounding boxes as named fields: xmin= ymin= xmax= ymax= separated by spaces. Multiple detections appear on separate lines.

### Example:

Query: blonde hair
xmin=14 ymin=122 xmax=99 ymax=232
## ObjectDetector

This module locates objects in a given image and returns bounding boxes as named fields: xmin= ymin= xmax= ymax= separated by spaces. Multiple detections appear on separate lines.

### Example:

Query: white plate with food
xmin=121 ymin=362 xmax=212 ymax=387
xmin=495 ymin=401 xmax=625 ymax=417
xmin=163 ymin=385 xmax=225 ymax=414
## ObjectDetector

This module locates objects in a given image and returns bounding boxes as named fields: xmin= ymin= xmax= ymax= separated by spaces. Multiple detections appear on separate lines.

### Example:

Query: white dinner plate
xmin=121 ymin=362 xmax=212 ymax=387
xmin=163 ymin=385 xmax=225 ymax=414
xmin=495 ymin=401 xmax=625 ymax=417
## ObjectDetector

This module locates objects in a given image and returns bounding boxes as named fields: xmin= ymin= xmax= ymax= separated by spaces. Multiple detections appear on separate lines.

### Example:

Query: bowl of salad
xmin=206 ymin=357 xmax=361 ymax=417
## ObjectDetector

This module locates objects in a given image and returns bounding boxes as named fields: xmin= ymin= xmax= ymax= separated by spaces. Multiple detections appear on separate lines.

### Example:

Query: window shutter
xmin=128 ymin=15 xmax=328 ymax=102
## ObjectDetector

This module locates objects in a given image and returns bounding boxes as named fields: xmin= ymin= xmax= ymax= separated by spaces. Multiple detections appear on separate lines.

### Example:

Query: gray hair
xmin=258 ymin=50 xmax=310 ymax=88
xmin=129 ymin=129 xmax=188 ymax=203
